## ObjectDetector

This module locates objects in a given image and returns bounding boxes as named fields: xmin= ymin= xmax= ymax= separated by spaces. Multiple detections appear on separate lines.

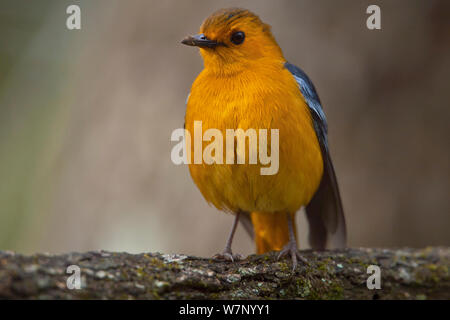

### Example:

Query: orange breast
xmin=185 ymin=60 xmax=323 ymax=214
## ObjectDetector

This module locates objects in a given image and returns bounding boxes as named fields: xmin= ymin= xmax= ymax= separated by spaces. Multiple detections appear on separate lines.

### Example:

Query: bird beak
xmin=181 ymin=34 xmax=218 ymax=48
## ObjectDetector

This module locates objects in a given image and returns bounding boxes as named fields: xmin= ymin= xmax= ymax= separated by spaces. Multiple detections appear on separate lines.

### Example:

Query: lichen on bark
xmin=0 ymin=247 xmax=448 ymax=299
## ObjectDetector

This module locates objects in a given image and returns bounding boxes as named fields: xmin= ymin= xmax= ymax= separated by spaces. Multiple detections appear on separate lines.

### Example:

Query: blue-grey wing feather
xmin=284 ymin=62 xmax=347 ymax=249
xmin=284 ymin=62 xmax=328 ymax=152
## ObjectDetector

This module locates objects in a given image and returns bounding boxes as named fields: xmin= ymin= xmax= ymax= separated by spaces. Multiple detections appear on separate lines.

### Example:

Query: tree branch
xmin=0 ymin=247 xmax=448 ymax=299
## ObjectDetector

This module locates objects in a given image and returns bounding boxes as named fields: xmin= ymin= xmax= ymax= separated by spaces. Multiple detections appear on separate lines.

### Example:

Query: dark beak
xmin=181 ymin=34 xmax=218 ymax=48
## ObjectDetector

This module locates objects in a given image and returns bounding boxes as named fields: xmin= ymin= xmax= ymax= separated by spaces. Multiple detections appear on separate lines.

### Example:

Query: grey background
xmin=0 ymin=0 xmax=449 ymax=255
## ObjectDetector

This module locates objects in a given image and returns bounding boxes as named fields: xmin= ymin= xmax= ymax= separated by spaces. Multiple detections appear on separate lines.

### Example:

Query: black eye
xmin=230 ymin=31 xmax=245 ymax=45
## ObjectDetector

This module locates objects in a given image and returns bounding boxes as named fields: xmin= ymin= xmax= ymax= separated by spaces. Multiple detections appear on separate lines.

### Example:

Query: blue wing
xmin=285 ymin=62 xmax=347 ymax=249
xmin=284 ymin=62 xmax=328 ymax=152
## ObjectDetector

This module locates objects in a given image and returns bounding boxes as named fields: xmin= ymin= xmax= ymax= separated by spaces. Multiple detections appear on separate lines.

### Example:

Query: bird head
xmin=182 ymin=8 xmax=284 ymax=74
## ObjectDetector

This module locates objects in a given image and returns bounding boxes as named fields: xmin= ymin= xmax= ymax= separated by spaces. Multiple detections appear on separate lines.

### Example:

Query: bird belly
xmin=185 ymin=68 xmax=323 ymax=214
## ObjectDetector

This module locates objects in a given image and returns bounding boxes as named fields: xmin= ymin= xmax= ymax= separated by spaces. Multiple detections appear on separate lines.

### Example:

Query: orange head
xmin=182 ymin=8 xmax=285 ymax=74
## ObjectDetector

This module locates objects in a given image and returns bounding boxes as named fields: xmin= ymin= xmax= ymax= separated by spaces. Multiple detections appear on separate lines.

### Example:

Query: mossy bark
xmin=0 ymin=247 xmax=448 ymax=299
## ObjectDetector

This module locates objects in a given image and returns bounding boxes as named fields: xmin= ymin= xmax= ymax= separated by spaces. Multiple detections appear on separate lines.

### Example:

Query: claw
xmin=277 ymin=241 xmax=308 ymax=271
xmin=213 ymin=248 xmax=242 ymax=262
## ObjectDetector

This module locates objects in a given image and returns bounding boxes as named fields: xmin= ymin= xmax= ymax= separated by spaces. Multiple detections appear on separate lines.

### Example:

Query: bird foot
xmin=277 ymin=241 xmax=308 ymax=271
xmin=213 ymin=247 xmax=242 ymax=262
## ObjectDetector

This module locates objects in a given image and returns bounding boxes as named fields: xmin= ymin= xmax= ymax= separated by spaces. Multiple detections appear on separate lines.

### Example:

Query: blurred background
xmin=1 ymin=0 xmax=449 ymax=256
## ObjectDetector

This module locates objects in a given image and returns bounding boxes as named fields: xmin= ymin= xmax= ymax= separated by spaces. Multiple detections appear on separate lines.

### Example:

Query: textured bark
xmin=0 ymin=247 xmax=448 ymax=300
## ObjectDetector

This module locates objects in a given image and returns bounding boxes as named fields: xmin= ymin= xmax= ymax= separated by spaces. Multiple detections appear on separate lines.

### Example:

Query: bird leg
xmin=277 ymin=215 xmax=308 ymax=270
xmin=213 ymin=212 xmax=242 ymax=262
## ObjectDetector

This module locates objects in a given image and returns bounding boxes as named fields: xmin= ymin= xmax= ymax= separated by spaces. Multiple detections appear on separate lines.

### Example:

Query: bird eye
xmin=230 ymin=31 xmax=245 ymax=45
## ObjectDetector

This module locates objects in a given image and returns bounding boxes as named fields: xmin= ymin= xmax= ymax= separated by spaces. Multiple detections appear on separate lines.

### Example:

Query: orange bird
xmin=182 ymin=8 xmax=346 ymax=268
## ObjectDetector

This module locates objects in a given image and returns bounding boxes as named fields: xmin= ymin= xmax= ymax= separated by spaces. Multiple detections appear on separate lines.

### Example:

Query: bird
xmin=181 ymin=8 xmax=346 ymax=269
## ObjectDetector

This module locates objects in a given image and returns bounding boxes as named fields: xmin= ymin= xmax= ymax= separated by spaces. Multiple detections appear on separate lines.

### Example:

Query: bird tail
xmin=249 ymin=211 xmax=296 ymax=254
xmin=305 ymin=151 xmax=347 ymax=250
